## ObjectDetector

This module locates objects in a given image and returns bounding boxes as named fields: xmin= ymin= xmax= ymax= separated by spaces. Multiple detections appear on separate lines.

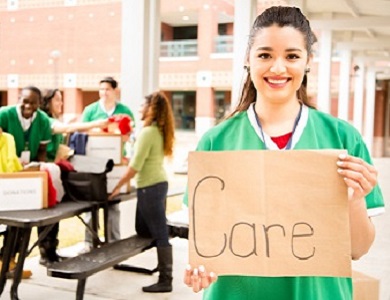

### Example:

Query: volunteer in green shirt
xmin=109 ymin=91 xmax=175 ymax=293
xmin=183 ymin=6 xmax=385 ymax=300
xmin=0 ymin=87 xmax=51 ymax=163
xmin=0 ymin=86 xmax=53 ymax=278
xmin=81 ymin=76 xmax=135 ymax=251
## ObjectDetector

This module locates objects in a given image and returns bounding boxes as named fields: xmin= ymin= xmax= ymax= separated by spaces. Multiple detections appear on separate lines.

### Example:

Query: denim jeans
xmin=136 ymin=181 xmax=170 ymax=247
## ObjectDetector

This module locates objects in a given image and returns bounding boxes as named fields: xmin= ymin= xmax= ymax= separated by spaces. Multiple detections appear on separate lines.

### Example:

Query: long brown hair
xmin=143 ymin=91 xmax=175 ymax=156
xmin=230 ymin=6 xmax=317 ymax=117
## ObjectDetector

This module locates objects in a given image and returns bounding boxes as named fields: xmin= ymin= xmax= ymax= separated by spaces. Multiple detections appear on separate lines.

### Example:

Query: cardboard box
xmin=107 ymin=165 xmax=131 ymax=194
xmin=353 ymin=270 xmax=380 ymax=300
xmin=0 ymin=171 xmax=48 ymax=211
xmin=86 ymin=133 xmax=123 ymax=165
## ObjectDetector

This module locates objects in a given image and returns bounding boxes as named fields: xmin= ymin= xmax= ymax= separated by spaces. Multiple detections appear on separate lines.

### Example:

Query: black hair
xmin=231 ymin=6 xmax=317 ymax=117
xmin=22 ymin=86 xmax=42 ymax=102
xmin=99 ymin=76 xmax=118 ymax=89
xmin=41 ymin=88 xmax=60 ymax=117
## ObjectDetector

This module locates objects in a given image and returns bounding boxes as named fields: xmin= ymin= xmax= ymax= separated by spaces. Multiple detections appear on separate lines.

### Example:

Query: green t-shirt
xmin=81 ymin=100 xmax=135 ymax=125
xmin=0 ymin=106 xmax=51 ymax=161
xmin=130 ymin=125 xmax=167 ymax=188
xmin=185 ymin=105 xmax=384 ymax=300
xmin=47 ymin=117 xmax=64 ymax=162
xmin=82 ymin=100 xmax=135 ymax=158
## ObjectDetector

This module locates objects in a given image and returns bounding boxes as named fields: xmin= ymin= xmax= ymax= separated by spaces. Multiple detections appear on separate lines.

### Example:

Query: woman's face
xmin=248 ymin=25 xmax=310 ymax=104
xmin=20 ymin=89 xmax=40 ymax=119
xmin=49 ymin=90 xmax=63 ymax=117
xmin=139 ymin=101 xmax=150 ymax=121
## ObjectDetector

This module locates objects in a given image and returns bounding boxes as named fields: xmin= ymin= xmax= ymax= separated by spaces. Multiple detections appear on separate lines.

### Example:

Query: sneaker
xmin=77 ymin=243 xmax=92 ymax=255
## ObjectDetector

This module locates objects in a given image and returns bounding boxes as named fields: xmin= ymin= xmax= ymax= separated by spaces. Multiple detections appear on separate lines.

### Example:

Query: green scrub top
xmin=82 ymin=101 xmax=135 ymax=125
xmin=186 ymin=105 xmax=384 ymax=300
xmin=0 ymin=106 xmax=51 ymax=161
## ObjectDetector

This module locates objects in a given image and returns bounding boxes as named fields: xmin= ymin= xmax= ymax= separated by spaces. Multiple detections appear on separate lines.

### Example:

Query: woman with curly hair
xmin=109 ymin=91 xmax=175 ymax=293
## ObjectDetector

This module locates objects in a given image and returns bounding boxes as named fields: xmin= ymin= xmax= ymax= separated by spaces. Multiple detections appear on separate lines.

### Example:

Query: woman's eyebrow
xmin=254 ymin=47 xmax=303 ymax=52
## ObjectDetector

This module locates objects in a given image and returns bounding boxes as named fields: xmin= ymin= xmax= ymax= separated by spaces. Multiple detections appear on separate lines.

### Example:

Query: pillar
xmin=338 ymin=49 xmax=352 ymax=121
xmin=316 ymin=30 xmax=333 ymax=113
xmin=195 ymin=1 xmax=219 ymax=137
xmin=121 ymin=0 xmax=160 ymax=119
xmin=363 ymin=68 xmax=376 ymax=154
xmin=231 ymin=0 xmax=257 ymax=109
xmin=353 ymin=62 xmax=365 ymax=133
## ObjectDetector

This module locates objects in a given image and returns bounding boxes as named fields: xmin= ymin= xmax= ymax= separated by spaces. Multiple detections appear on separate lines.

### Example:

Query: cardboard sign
xmin=0 ymin=171 xmax=48 ymax=211
xmin=188 ymin=150 xmax=351 ymax=277
xmin=86 ymin=133 xmax=123 ymax=164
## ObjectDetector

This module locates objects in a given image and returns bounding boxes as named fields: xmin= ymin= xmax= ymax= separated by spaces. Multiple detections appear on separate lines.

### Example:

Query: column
xmin=338 ymin=49 xmax=352 ymax=121
xmin=63 ymin=88 xmax=83 ymax=119
xmin=316 ymin=30 xmax=333 ymax=113
xmin=353 ymin=62 xmax=365 ymax=133
xmin=363 ymin=68 xmax=376 ymax=154
xmin=230 ymin=0 xmax=257 ymax=109
xmin=121 ymin=0 xmax=160 ymax=118
xmin=195 ymin=1 xmax=218 ymax=137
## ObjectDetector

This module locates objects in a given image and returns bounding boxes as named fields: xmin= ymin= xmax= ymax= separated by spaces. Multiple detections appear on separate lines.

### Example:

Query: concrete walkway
xmin=1 ymin=132 xmax=389 ymax=300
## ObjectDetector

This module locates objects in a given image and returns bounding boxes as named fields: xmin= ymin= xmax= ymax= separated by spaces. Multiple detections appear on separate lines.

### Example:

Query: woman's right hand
xmin=184 ymin=264 xmax=218 ymax=293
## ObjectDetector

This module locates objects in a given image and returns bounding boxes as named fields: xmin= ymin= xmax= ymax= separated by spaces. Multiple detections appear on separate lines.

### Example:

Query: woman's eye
xmin=287 ymin=54 xmax=300 ymax=60
xmin=258 ymin=53 xmax=271 ymax=59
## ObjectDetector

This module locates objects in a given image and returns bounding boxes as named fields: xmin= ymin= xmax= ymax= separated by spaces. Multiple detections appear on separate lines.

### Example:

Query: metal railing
xmin=214 ymin=35 xmax=234 ymax=53
xmin=160 ymin=40 xmax=198 ymax=57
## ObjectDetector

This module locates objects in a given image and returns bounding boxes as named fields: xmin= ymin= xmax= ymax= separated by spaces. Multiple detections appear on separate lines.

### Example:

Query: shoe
xmin=77 ymin=243 xmax=92 ymax=255
xmin=0 ymin=258 xmax=32 ymax=279
xmin=39 ymin=240 xmax=65 ymax=266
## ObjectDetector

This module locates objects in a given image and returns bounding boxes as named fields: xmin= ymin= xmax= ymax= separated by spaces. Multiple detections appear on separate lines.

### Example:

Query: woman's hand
xmin=108 ymin=187 xmax=121 ymax=200
xmin=184 ymin=265 xmax=218 ymax=293
xmin=337 ymin=154 xmax=378 ymax=201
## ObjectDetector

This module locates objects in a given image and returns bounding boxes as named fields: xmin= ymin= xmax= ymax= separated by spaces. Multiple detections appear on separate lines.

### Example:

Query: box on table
xmin=107 ymin=165 xmax=131 ymax=194
xmin=0 ymin=171 xmax=48 ymax=211
xmin=352 ymin=270 xmax=380 ymax=300
xmin=86 ymin=132 xmax=123 ymax=165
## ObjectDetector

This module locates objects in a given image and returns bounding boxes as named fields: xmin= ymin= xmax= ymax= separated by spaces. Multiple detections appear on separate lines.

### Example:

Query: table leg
xmin=91 ymin=206 xmax=99 ymax=248
xmin=10 ymin=227 xmax=31 ymax=300
xmin=0 ymin=226 xmax=18 ymax=295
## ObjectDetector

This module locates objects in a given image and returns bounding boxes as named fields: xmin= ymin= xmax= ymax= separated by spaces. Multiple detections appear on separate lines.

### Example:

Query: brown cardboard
xmin=0 ymin=171 xmax=48 ymax=210
xmin=86 ymin=132 xmax=124 ymax=165
xmin=188 ymin=150 xmax=351 ymax=277
xmin=353 ymin=270 xmax=380 ymax=300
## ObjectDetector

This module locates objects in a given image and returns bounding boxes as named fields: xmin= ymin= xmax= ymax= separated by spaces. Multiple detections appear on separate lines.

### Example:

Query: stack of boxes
xmin=85 ymin=132 xmax=131 ymax=194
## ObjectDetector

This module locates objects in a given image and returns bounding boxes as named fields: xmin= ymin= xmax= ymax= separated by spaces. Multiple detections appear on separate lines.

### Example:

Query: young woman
xmin=183 ymin=6 xmax=384 ymax=300
xmin=41 ymin=88 xmax=108 ymax=162
xmin=109 ymin=91 xmax=175 ymax=293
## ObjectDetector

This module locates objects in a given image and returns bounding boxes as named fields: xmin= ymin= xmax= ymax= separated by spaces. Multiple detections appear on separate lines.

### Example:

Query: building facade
xmin=0 ymin=0 xmax=389 ymax=156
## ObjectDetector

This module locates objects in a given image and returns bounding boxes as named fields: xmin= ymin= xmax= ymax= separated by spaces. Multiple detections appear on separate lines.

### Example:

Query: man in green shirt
xmin=81 ymin=76 xmax=135 ymax=250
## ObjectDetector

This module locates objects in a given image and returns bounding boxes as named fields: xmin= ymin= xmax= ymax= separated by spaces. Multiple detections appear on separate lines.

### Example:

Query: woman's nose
xmin=270 ymin=59 xmax=286 ymax=74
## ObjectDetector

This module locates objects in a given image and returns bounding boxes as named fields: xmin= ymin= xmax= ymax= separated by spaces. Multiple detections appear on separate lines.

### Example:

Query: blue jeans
xmin=136 ymin=181 xmax=170 ymax=247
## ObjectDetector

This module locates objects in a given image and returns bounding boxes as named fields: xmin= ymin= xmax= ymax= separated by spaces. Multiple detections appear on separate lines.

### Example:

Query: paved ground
xmin=1 ymin=131 xmax=389 ymax=300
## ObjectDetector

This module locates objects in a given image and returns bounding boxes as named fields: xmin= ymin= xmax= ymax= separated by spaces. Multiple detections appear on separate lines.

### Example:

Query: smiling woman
xmin=183 ymin=6 xmax=385 ymax=300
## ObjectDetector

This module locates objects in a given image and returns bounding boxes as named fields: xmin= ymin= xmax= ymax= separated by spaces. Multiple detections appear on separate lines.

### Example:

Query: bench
xmin=48 ymin=235 xmax=154 ymax=300
xmin=47 ymin=188 xmax=186 ymax=300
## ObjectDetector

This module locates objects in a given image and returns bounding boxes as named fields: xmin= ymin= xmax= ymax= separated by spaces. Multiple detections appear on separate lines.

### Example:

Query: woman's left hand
xmin=108 ymin=187 xmax=121 ymax=200
xmin=337 ymin=154 xmax=378 ymax=201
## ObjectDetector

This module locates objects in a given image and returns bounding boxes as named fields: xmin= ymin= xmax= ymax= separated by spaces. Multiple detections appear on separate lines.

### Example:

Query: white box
xmin=107 ymin=165 xmax=131 ymax=194
xmin=86 ymin=133 xmax=123 ymax=164
xmin=0 ymin=171 xmax=48 ymax=211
